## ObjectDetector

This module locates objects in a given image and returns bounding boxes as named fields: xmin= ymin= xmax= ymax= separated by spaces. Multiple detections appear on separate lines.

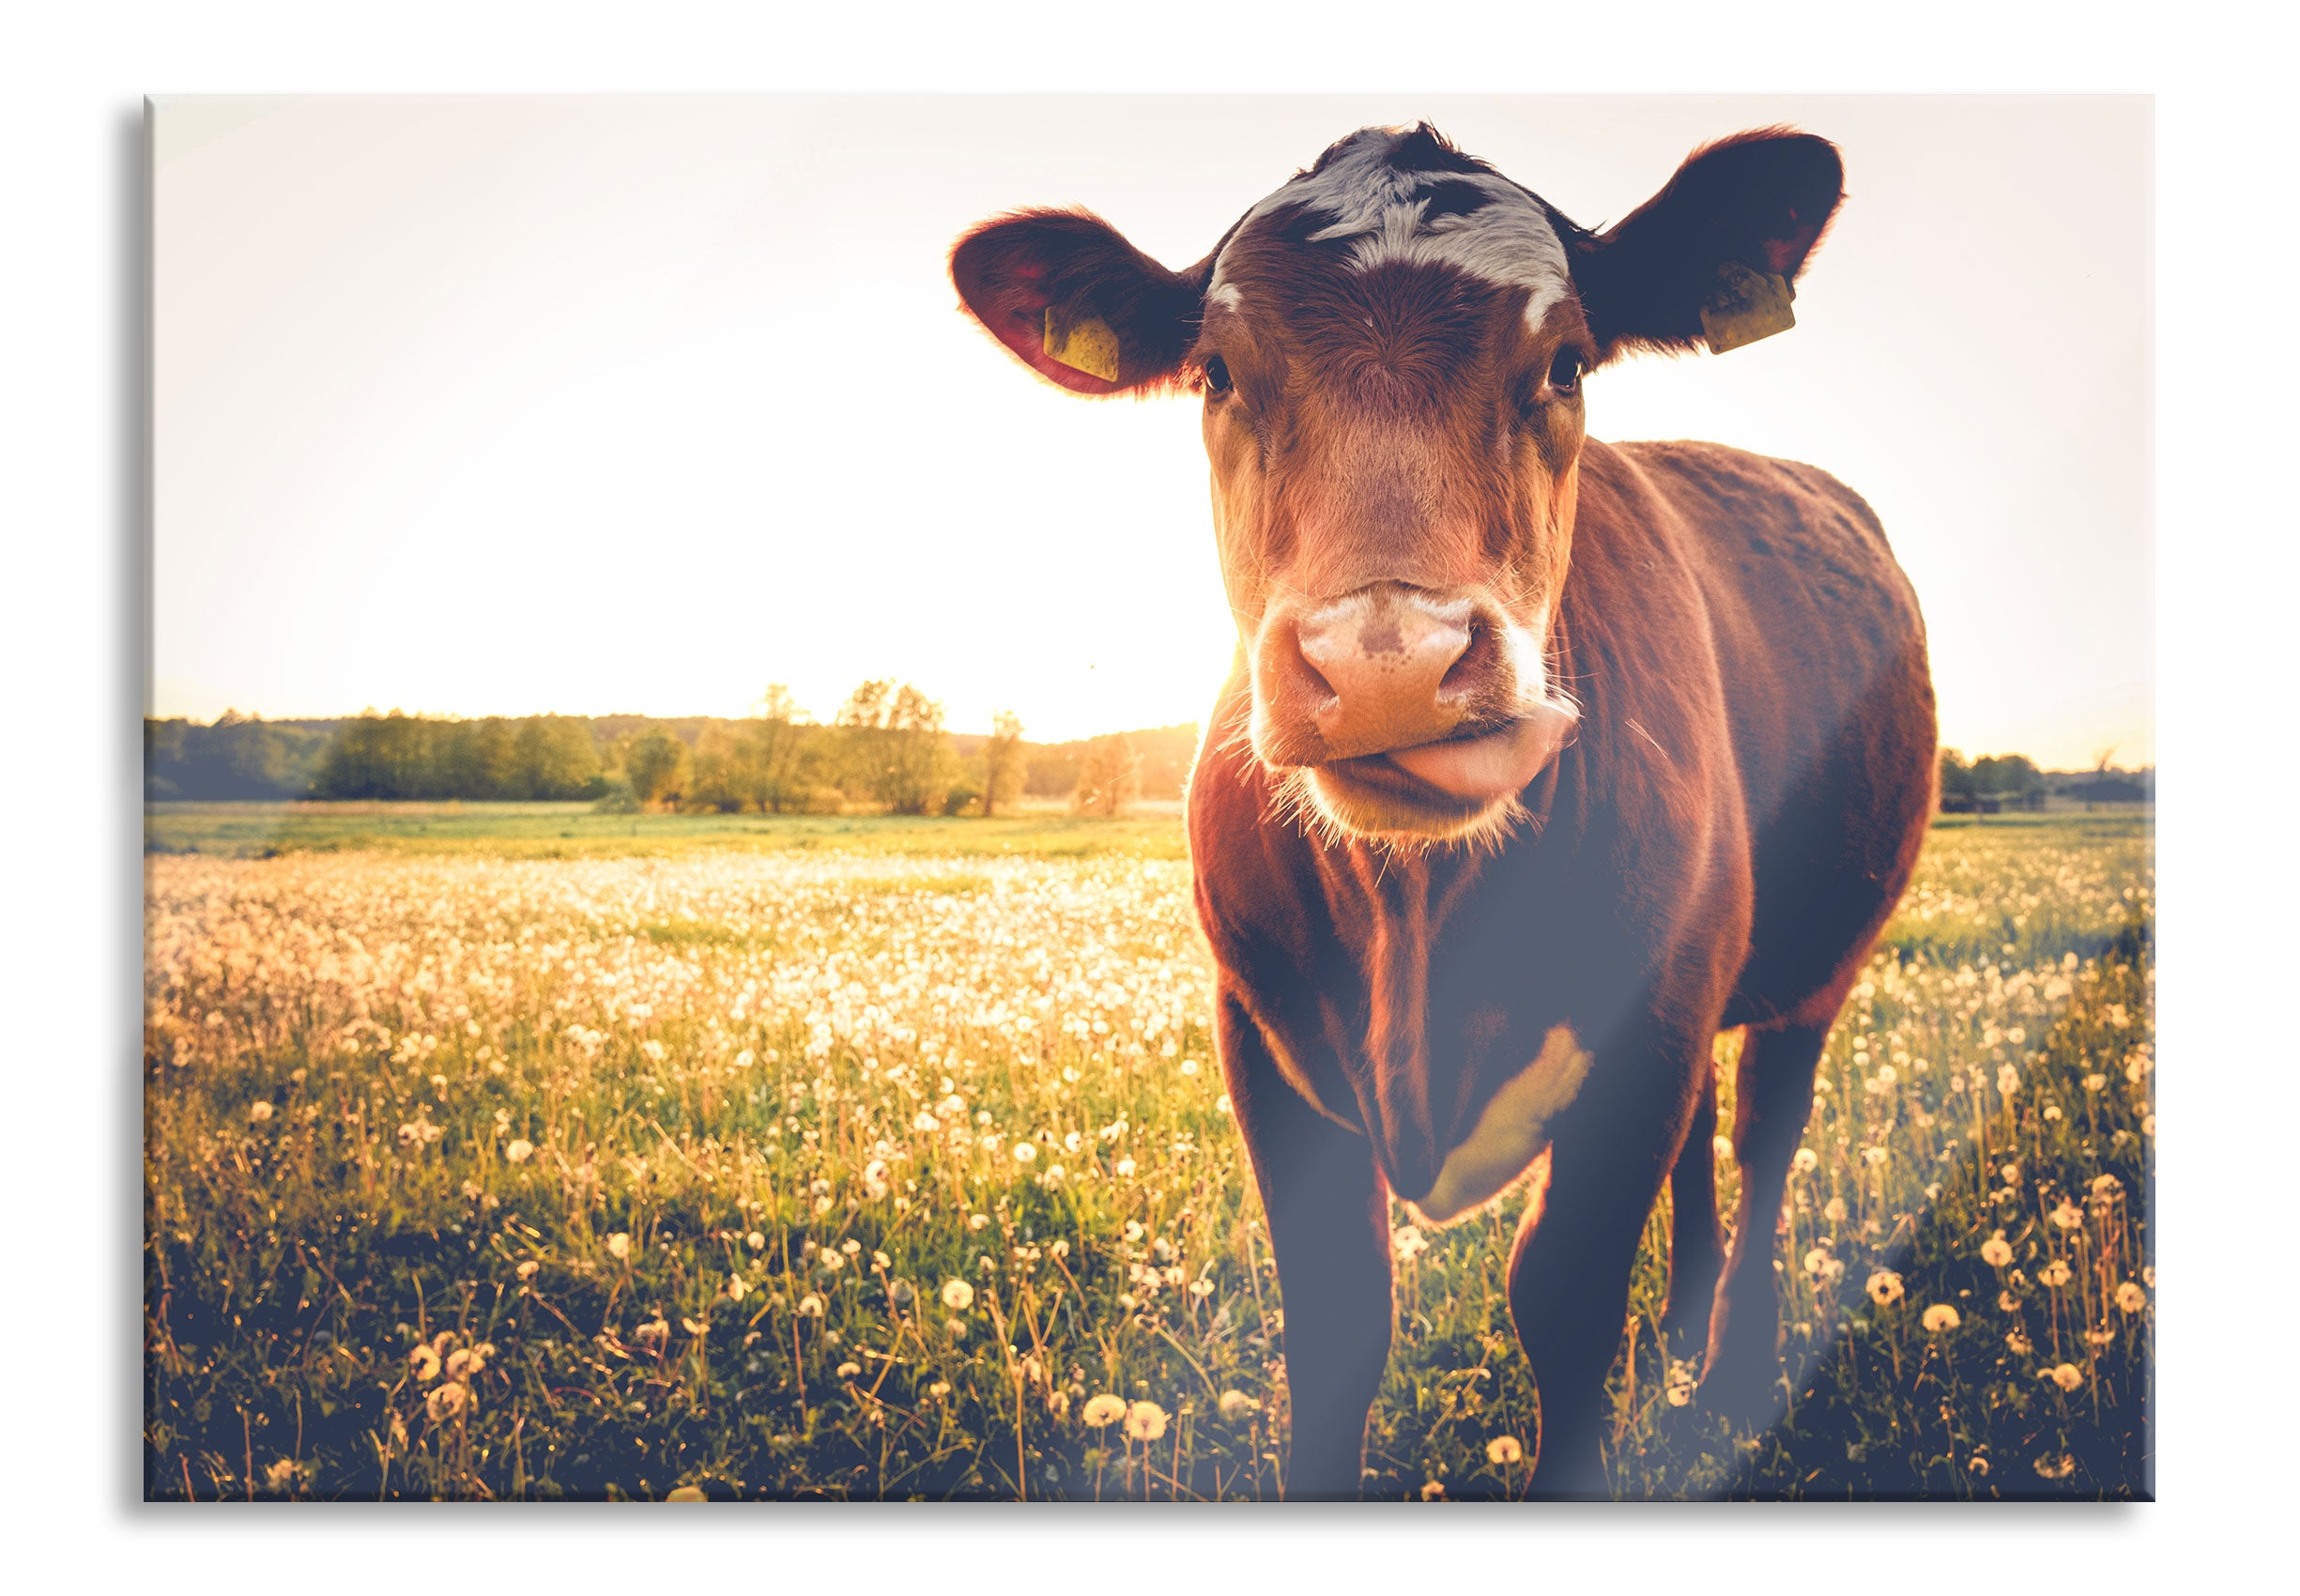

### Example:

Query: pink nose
xmin=1275 ymin=585 xmax=1491 ymax=760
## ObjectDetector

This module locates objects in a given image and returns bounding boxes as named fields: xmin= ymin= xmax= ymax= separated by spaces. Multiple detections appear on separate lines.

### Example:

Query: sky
xmin=152 ymin=95 xmax=2152 ymax=767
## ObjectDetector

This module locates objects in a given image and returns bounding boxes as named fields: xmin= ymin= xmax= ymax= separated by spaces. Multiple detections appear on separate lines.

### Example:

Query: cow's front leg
xmin=1507 ymin=1029 xmax=1702 ymax=1497
xmin=1658 ymin=1050 xmax=1725 ymax=1341
xmin=1702 ymin=1016 xmax=1832 ymax=1424
xmin=1217 ymin=988 xmax=1392 ymax=1500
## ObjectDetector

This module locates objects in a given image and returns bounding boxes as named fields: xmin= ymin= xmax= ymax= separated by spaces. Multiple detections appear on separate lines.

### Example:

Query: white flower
xmin=505 ymin=1138 xmax=533 ymax=1163
xmin=1124 ymin=1401 xmax=1168 ymax=1442
xmin=941 ymin=1279 xmax=974 ymax=1312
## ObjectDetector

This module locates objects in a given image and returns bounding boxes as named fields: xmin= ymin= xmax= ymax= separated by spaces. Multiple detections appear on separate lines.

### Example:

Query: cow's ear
xmin=1572 ymin=130 xmax=1845 ymax=361
xmin=951 ymin=208 xmax=1210 ymax=396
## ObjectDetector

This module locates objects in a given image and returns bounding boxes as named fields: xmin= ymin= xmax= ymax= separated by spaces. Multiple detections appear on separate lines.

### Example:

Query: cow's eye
xmin=1202 ymin=354 xmax=1233 ymax=395
xmin=1547 ymin=347 xmax=1584 ymax=396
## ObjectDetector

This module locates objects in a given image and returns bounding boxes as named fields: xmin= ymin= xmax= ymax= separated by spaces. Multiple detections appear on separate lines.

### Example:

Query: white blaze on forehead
xmin=1205 ymin=281 xmax=1244 ymax=312
xmin=1209 ymin=128 xmax=1573 ymax=330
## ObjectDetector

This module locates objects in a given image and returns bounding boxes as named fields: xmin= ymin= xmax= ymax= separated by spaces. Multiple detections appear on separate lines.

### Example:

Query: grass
xmin=143 ymin=808 xmax=2151 ymax=1500
xmin=143 ymin=802 xmax=1187 ymax=861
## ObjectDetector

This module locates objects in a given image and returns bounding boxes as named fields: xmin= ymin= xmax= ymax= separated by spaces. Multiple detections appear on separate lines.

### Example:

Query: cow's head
xmin=953 ymin=125 xmax=1843 ymax=845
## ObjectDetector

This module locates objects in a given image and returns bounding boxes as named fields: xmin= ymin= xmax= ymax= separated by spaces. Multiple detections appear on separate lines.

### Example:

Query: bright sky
xmin=153 ymin=96 xmax=2150 ymax=767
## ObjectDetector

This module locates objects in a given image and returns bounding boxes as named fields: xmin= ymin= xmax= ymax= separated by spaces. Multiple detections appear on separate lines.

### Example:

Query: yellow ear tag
xmin=1043 ymin=308 xmax=1122 ymax=382
xmin=1700 ymin=260 xmax=1797 ymax=354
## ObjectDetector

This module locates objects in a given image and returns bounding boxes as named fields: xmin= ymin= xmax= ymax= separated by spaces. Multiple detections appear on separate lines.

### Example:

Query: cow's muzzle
xmin=1251 ymin=583 xmax=1575 ymax=827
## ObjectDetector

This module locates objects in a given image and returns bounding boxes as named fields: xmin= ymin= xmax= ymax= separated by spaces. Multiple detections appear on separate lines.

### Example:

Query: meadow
xmin=143 ymin=807 xmax=2153 ymax=1500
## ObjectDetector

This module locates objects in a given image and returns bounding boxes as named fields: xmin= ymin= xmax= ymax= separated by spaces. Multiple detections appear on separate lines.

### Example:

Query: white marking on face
xmin=1409 ymin=1022 xmax=1591 ymax=1226
xmin=1208 ymin=128 xmax=1572 ymax=330
xmin=1206 ymin=281 xmax=1244 ymax=312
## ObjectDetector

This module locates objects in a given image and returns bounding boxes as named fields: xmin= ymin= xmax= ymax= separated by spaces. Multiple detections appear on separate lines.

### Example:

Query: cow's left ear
xmin=951 ymin=208 xmax=1210 ymax=396
xmin=1572 ymin=130 xmax=1845 ymax=361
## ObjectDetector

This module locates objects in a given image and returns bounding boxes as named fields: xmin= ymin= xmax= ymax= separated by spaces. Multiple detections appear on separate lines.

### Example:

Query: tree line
xmin=1939 ymin=749 xmax=2154 ymax=813
xmin=145 ymin=688 xmax=1198 ymax=818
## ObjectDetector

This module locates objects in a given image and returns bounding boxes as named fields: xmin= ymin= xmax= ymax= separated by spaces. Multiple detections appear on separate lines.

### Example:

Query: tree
xmin=1073 ymin=732 xmax=1142 ymax=818
xmin=1970 ymin=753 xmax=2045 ymax=805
xmin=1937 ymin=748 xmax=1976 ymax=810
xmin=747 ymin=684 xmax=818 ymax=813
xmin=836 ymin=679 xmax=956 ymax=815
xmin=625 ymin=729 xmax=688 ymax=808
xmin=982 ymin=711 xmax=1025 ymax=818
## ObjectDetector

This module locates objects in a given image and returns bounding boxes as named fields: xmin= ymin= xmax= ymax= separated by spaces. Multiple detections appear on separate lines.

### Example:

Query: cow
xmin=950 ymin=123 xmax=1936 ymax=1499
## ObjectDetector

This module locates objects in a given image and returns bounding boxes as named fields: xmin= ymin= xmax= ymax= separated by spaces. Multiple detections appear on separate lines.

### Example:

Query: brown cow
xmin=952 ymin=124 xmax=1935 ymax=1498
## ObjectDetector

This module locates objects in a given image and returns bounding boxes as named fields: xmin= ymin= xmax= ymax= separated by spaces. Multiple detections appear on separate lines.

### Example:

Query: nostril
xmin=1439 ymin=620 xmax=1495 ymax=699
xmin=1276 ymin=619 xmax=1339 ymax=705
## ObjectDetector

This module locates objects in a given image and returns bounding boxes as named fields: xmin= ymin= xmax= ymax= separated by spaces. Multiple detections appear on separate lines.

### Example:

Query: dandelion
xmin=818 ymin=1250 xmax=845 ymax=1274
xmin=504 ymin=1138 xmax=533 ymax=1163
xmin=928 ymin=1381 xmax=951 ymax=1399
xmin=1082 ymin=1393 xmax=1127 ymax=1428
xmin=606 ymin=1233 xmax=631 ymax=1261
xmin=408 ymin=1343 xmax=441 ymax=1382
xmin=747 ymin=1232 xmax=765 ymax=1251
xmin=248 ymin=1100 xmax=273 ymax=1124
xmin=1792 ymin=1148 xmax=1819 ymax=1174
xmin=941 ymin=1279 xmax=974 ymax=1312
xmin=836 ymin=1361 xmax=861 ymax=1380
xmin=796 ymin=1293 xmax=824 ymax=1318
xmin=1011 ymin=1141 xmax=1037 ymax=1165
xmin=1047 ymin=1390 xmax=1070 ymax=1419
xmin=887 ymin=1279 xmax=916 ymax=1309
xmin=968 ymin=1214 xmax=991 ymax=1233
xmin=2083 ymin=1073 xmax=2108 ymax=1093
xmin=1392 ymin=1226 xmax=1429 ymax=1263
xmin=1981 ymin=1232 xmax=2014 ymax=1267
xmin=1922 ymin=1304 xmax=1961 ymax=1333
xmin=515 ymin=1259 xmax=540 ymax=1281
xmin=1664 ymin=1359 xmax=1696 ymax=1406
xmin=727 ymin=1275 xmax=747 ymax=1302
xmin=945 ymin=1318 xmax=968 ymax=1340
xmin=1218 ymin=1389 xmax=1260 ymax=1421
xmin=1713 ymin=1134 xmax=1733 ymax=1161
xmin=666 ymin=1485 xmax=707 ymax=1501
xmin=2115 ymin=1281 xmax=2148 ymax=1313
xmin=2047 ymin=1363 xmax=2084 ymax=1392
xmin=1803 ymin=1247 xmax=1832 ymax=1278
xmin=2001 ymin=1162 xmax=2020 ymax=1185
xmin=2006 ymin=1330 xmax=2032 ymax=1356
xmin=425 ymin=1381 xmax=468 ymax=1422
xmin=1866 ymin=1270 xmax=1905 ymax=1307
xmin=1863 ymin=1146 xmax=1888 ymax=1168
xmin=1124 ymin=1401 xmax=1169 ymax=1442
xmin=1421 ymin=1480 xmax=1446 ymax=1500
xmin=2050 ymin=1199 xmax=2084 ymax=1231
xmin=2033 ymin=1454 xmax=2076 ymax=1481
xmin=912 ymin=1111 xmax=940 ymax=1132
xmin=1823 ymin=1197 xmax=1848 ymax=1223
xmin=2040 ymin=1260 xmax=2073 ymax=1288
xmin=1487 ymin=1436 xmax=1523 ymax=1466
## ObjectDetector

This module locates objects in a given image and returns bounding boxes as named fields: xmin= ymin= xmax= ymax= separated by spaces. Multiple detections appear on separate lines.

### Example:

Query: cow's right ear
xmin=950 ymin=209 xmax=1209 ymax=396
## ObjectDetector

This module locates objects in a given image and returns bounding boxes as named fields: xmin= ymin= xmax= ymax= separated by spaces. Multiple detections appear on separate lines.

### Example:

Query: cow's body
xmin=953 ymin=123 xmax=1937 ymax=1497
xmin=1191 ymin=437 xmax=1932 ymax=1493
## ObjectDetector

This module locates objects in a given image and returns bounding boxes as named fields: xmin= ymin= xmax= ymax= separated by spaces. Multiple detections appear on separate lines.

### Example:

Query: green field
xmin=143 ymin=806 xmax=2152 ymax=1500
